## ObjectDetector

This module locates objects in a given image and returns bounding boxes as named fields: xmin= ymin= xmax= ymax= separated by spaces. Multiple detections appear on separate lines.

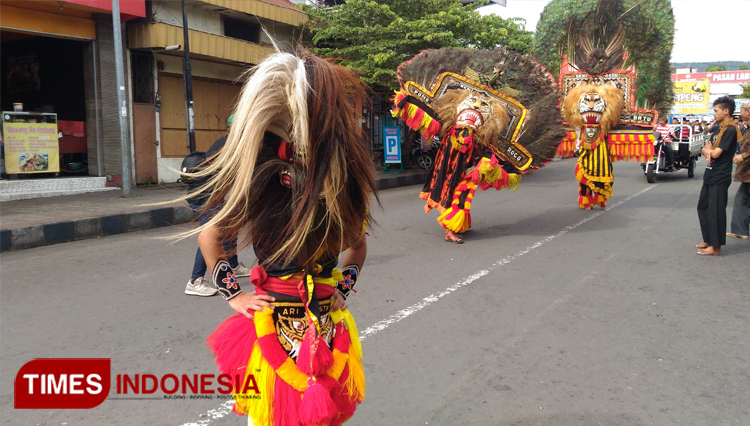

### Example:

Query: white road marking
xmin=359 ymin=184 xmax=655 ymax=340
xmin=179 ymin=185 xmax=655 ymax=425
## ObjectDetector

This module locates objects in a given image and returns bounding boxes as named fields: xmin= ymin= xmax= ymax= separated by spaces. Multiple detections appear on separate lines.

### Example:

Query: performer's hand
xmin=228 ymin=292 xmax=275 ymax=319
xmin=734 ymin=154 xmax=743 ymax=164
xmin=331 ymin=290 xmax=348 ymax=312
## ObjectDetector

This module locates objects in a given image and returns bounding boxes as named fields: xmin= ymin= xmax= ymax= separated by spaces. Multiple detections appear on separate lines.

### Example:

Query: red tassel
xmin=296 ymin=329 xmax=334 ymax=377
xmin=274 ymin=375 xmax=302 ymax=426
xmin=330 ymin=367 xmax=358 ymax=426
xmin=206 ymin=314 xmax=257 ymax=383
xmin=299 ymin=377 xmax=337 ymax=426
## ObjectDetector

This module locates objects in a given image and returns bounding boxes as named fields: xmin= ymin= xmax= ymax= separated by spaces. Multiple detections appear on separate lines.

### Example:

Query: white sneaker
xmin=185 ymin=277 xmax=218 ymax=296
xmin=233 ymin=262 xmax=252 ymax=277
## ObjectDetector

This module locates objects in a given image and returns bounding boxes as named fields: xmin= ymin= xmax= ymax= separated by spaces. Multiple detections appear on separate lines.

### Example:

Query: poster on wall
xmin=671 ymin=81 xmax=710 ymax=115
xmin=2 ymin=113 xmax=59 ymax=174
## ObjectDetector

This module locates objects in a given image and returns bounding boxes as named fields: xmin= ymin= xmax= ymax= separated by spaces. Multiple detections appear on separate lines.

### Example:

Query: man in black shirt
xmin=696 ymin=97 xmax=740 ymax=255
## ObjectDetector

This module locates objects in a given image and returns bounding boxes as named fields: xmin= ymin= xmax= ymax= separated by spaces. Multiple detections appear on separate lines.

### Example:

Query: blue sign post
xmin=383 ymin=126 xmax=403 ymax=173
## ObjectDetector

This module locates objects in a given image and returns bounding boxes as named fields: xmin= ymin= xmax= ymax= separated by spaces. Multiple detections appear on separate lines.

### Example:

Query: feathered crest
xmin=569 ymin=0 xmax=627 ymax=75
xmin=180 ymin=49 xmax=377 ymax=268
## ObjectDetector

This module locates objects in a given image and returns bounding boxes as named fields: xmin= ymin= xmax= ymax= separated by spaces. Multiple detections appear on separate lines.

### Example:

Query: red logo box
xmin=15 ymin=358 xmax=111 ymax=409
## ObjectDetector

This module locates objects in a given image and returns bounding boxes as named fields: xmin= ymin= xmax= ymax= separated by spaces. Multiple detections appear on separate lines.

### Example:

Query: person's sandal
xmin=445 ymin=233 xmax=464 ymax=244
xmin=727 ymin=233 xmax=750 ymax=240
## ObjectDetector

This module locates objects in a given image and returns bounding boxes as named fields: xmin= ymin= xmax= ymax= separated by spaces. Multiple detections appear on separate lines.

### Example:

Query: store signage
xmin=2 ymin=115 xmax=60 ymax=174
xmin=671 ymin=81 xmax=710 ymax=115
xmin=672 ymin=71 xmax=750 ymax=83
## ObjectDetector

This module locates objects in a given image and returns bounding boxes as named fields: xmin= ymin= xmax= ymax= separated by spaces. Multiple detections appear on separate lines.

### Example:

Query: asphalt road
xmin=2 ymin=158 xmax=748 ymax=426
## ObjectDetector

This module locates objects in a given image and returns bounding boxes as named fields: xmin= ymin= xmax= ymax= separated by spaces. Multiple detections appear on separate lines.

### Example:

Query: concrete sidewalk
xmin=0 ymin=168 xmax=428 ymax=252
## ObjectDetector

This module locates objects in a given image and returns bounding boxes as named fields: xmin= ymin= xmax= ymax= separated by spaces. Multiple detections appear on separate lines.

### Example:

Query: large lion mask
xmin=563 ymin=83 xmax=624 ymax=142
xmin=436 ymin=89 xmax=510 ymax=146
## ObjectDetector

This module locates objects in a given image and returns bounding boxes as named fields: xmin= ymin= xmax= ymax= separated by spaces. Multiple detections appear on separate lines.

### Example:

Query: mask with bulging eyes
xmin=456 ymin=94 xmax=494 ymax=130
xmin=578 ymin=90 xmax=606 ymax=127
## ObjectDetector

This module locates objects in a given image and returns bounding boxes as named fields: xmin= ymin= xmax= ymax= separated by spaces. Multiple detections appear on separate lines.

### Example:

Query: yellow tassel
xmin=255 ymin=308 xmax=276 ymax=337
xmin=437 ymin=208 xmax=466 ymax=233
xmin=345 ymin=345 xmax=366 ymax=401
xmin=331 ymin=268 xmax=344 ymax=283
xmin=507 ymin=173 xmax=521 ymax=191
xmin=341 ymin=310 xmax=362 ymax=361
xmin=326 ymin=349 xmax=350 ymax=381
xmin=242 ymin=343 xmax=275 ymax=424
xmin=276 ymin=358 xmax=309 ymax=392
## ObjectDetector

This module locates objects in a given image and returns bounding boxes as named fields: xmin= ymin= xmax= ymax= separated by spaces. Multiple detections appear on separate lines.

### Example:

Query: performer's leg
xmin=438 ymin=179 xmax=475 ymax=242
xmin=578 ymin=184 xmax=595 ymax=210
xmin=729 ymin=182 xmax=750 ymax=238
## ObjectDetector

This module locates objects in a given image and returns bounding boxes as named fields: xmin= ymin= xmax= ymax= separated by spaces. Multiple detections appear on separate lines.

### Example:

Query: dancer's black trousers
xmin=697 ymin=182 xmax=730 ymax=247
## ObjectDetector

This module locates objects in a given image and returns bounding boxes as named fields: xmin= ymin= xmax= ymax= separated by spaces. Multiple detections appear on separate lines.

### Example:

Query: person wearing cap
xmin=185 ymin=113 xmax=251 ymax=296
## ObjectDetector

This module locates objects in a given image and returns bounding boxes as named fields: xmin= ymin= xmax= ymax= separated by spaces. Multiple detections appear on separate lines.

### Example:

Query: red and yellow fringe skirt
xmin=206 ymin=267 xmax=364 ymax=426
xmin=575 ymin=142 xmax=613 ymax=209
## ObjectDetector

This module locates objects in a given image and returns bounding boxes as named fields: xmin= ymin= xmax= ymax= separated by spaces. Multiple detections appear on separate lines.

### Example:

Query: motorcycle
xmin=642 ymin=126 xmax=702 ymax=183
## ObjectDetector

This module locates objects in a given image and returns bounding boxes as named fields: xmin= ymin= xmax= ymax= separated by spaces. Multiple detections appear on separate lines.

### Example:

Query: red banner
xmin=672 ymin=71 xmax=750 ymax=83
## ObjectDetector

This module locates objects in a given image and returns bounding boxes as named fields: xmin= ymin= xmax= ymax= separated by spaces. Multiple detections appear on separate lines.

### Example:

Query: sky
xmin=478 ymin=0 xmax=750 ymax=64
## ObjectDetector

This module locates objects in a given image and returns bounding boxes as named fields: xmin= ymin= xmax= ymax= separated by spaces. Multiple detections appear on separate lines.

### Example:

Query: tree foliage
xmin=301 ymin=0 xmax=534 ymax=95
xmin=740 ymin=83 xmax=750 ymax=99
xmin=706 ymin=65 xmax=727 ymax=72
xmin=739 ymin=64 xmax=750 ymax=70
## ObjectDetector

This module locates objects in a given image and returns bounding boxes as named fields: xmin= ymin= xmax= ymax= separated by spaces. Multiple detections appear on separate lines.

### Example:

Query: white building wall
xmin=152 ymin=0 xmax=222 ymax=35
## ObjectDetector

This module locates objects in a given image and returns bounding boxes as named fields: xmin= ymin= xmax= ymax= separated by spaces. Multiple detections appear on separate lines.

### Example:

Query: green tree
xmin=706 ymin=65 xmax=727 ymax=72
xmin=740 ymin=83 xmax=750 ymax=98
xmin=739 ymin=64 xmax=749 ymax=70
xmin=301 ymin=0 xmax=533 ymax=95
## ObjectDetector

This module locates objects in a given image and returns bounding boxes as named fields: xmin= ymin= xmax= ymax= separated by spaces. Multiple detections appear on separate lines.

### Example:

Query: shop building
xmin=127 ymin=0 xmax=306 ymax=184
xmin=0 ymin=0 xmax=146 ymax=193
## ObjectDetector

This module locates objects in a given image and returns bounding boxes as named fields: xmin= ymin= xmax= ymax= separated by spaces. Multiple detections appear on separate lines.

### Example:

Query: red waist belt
xmin=249 ymin=265 xmax=335 ymax=300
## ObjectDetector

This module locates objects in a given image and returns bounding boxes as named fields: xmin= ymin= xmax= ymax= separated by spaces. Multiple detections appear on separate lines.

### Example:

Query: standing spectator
xmin=728 ymin=102 xmax=750 ymax=240
xmin=185 ymin=114 xmax=251 ymax=296
xmin=692 ymin=120 xmax=703 ymax=135
xmin=696 ymin=97 xmax=741 ymax=255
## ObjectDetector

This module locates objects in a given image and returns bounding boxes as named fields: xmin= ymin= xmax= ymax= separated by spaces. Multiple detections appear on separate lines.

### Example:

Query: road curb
xmin=0 ymin=205 xmax=194 ymax=253
xmin=0 ymin=172 xmax=428 ymax=252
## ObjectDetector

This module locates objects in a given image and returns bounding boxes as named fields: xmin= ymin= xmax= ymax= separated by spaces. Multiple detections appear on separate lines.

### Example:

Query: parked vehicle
xmin=643 ymin=125 xmax=703 ymax=183
xmin=410 ymin=136 xmax=440 ymax=170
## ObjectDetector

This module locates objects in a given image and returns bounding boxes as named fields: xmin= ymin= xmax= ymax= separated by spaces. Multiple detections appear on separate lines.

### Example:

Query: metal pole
xmin=111 ymin=0 xmax=132 ymax=196
xmin=181 ymin=0 xmax=196 ymax=153
xmin=92 ymin=39 xmax=102 ymax=177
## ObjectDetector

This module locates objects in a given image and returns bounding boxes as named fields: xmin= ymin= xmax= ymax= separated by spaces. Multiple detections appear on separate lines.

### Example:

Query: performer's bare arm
xmin=198 ymin=224 xmax=275 ymax=319
xmin=341 ymin=233 xmax=367 ymax=271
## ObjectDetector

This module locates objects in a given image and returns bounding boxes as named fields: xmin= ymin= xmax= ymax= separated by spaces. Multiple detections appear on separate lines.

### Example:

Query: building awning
xmin=128 ymin=23 xmax=276 ymax=65
xmin=0 ymin=5 xmax=96 ymax=40
xmin=197 ymin=0 xmax=307 ymax=26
